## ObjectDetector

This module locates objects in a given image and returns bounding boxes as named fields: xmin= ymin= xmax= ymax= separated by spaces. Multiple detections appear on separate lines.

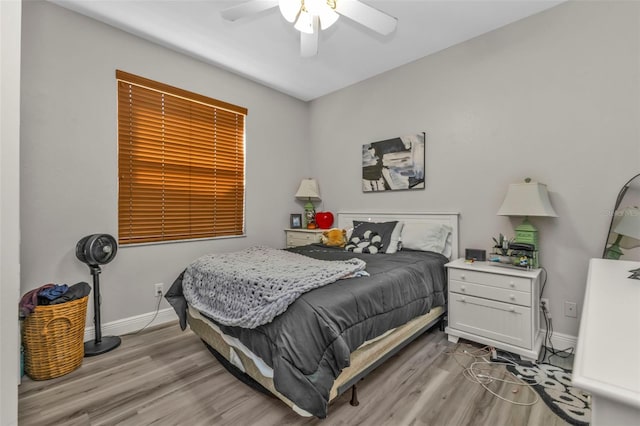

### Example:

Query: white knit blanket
xmin=182 ymin=246 xmax=367 ymax=329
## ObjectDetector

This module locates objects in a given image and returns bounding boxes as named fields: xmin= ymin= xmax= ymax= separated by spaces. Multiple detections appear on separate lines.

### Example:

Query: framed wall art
xmin=362 ymin=132 xmax=425 ymax=192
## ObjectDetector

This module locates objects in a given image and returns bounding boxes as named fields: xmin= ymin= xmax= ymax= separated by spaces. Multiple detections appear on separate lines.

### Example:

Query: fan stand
xmin=84 ymin=265 xmax=121 ymax=356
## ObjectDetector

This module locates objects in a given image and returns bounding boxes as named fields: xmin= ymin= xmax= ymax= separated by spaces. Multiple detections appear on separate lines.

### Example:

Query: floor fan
xmin=76 ymin=233 xmax=121 ymax=356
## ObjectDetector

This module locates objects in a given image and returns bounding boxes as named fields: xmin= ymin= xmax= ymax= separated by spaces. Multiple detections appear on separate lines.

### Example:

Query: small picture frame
xmin=290 ymin=214 xmax=302 ymax=229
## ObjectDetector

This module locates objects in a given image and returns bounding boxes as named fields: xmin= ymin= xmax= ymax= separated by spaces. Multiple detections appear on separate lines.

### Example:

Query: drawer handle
xmin=509 ymin=282 xmax=515 ymax=288
xmin=460 ymin=274 xmax=466 ymax=280
xmin=460 ymin=297 xmax=466 ymax=303
xmin=460 ymin=285 xmax=466 ymax=292
xmin=509 ymin=307 xmax=516 ymax=312
xmin=509 ymin=294 xmax=515 ymax=300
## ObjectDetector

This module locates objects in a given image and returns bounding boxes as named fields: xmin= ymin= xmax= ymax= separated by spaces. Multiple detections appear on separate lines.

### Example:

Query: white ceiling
xmin=51 ymin=0 xmax=563 ymax=101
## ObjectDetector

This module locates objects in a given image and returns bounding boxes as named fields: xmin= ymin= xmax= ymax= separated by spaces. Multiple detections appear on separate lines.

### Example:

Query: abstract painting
xmin=362 ymin=132 xmax=425 ymax=192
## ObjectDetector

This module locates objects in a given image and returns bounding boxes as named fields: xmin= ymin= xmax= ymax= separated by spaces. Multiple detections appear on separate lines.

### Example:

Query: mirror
xmin=603 ymin=173 xmax=640 ymax=260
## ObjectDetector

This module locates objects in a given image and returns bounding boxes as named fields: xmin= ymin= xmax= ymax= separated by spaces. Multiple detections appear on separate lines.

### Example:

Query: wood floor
xmin=19 ymin=322 xmax=570 ymax=426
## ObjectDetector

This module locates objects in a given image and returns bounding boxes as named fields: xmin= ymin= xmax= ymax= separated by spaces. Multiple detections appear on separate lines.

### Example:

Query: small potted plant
xmin=492 ymin=234 xmax=508 ymax=254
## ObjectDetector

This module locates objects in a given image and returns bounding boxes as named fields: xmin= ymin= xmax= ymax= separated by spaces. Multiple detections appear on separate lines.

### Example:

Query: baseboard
xmin=84 ymin=307 xmax=177 ymax=342
xmin=541 ymin=329 xmax=577 ymax=352
xmin=87 ymin=310 xmax=578 ymax=354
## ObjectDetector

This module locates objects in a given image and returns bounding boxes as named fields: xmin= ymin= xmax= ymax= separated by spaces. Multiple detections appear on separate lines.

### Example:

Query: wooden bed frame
xmin=187 ymin=212 xmax=459 ymax=416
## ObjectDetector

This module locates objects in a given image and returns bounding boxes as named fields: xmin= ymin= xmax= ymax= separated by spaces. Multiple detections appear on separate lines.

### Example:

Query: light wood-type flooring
xmin=19 ymin=322 xmax=571 ymax=426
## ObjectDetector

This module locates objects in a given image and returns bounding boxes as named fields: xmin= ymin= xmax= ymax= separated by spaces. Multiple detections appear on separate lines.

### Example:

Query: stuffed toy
xmin=321 ymin=228 xmax=347 ymax=247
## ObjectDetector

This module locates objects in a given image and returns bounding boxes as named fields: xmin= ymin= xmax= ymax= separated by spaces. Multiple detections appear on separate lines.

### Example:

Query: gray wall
xmin=20 ymin=1 xmax=310 ymax=324
xmin=20 ymin=1 xmax=640 ymax=340
xmin=309 ymin=0 xmax=640 ymax=337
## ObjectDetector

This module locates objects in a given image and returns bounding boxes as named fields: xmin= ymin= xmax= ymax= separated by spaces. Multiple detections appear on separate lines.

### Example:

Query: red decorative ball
xmin=315 ymin=212 xmax=334 ymax=229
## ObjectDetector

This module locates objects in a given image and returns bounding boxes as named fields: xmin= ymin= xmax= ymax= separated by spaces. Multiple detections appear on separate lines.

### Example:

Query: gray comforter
xmin=166 ymin=244 xmax=447 ymax=418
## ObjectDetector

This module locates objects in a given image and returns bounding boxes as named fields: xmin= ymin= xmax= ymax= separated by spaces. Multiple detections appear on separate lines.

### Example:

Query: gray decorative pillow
xmin=352 ymin=220 xmax=398 ymax=253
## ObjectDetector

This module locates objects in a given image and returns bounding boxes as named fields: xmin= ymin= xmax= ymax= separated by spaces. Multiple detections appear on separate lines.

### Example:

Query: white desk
xmin=572 ymin=258 xmax=640 ymax=425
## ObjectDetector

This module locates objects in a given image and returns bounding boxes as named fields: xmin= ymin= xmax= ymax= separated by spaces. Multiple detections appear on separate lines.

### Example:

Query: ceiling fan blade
xmin=300 ymin=18 xmax=319 ymax=57
xmin=220 ymin=0 xmax=279 ymax=22
xmin=334 ymin=0 xmax=397 ymax=35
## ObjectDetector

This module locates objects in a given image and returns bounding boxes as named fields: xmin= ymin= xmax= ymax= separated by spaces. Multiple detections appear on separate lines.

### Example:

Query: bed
xmin=166 ymin=212 xmax=459 ymax=418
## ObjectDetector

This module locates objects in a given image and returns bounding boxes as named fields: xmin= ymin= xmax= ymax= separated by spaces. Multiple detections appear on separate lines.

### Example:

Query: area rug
xmin=506 ymin=363 xmax=591 ymax=426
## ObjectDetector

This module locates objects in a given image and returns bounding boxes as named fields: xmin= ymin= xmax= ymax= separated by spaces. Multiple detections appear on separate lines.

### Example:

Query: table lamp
xmin=605 ymin=206 xmax=640 ymax=259
xmin=295 ymin=178 xmax=321 ymax=228
xmin=497 ymin=178 xmax=558 ymax=267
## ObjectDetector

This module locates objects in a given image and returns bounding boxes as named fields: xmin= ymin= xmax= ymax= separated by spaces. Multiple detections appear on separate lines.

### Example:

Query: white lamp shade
xmin=295 ymin=178 xmax=321 ymax=200
xmin=497 ymin=181 xmax=558 ymax=217
xmin=612 ymin=207 xmax=640 ymax=248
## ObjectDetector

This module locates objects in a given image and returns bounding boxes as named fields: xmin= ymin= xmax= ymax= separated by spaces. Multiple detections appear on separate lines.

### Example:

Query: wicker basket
xmin=22 ymin=295 xmax=89 ymax=380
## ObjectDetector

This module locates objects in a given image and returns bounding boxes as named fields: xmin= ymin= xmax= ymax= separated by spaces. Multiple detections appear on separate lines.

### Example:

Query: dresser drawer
xmin=448 ymin=293 xmax=532 ymax=349
xmin=450 ymin=280 xmax=531 ymax=307
xmin=286 ymin=232 xmax=322 ymax=247
xmin=448 ymin=268 xmax=531 ymax=293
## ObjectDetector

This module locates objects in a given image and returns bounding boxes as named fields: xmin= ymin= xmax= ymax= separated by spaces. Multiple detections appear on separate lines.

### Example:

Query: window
xmin=116 ymin=70 xmax=246 ymax=244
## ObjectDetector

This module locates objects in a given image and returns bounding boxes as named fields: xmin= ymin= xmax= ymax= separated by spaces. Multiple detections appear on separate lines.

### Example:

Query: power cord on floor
xmin=444 ymin=343 xmax=540 ymax=406
xmin=539 ymin=266 xmax=575 ymax=366
xmin=541 ymin=310 xmax=574 ymax=359
xmin=120 ymin=295 xmax=163 ymax=337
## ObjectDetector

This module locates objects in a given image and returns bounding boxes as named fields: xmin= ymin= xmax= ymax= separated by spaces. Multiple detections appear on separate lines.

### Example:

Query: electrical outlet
xmin=154 ymin=283 xmax=164 ymax=297
xmin=564 ymin=301 xmax=577 ymax=318
xmin=540 ymin=298 xmax=550 ymax=318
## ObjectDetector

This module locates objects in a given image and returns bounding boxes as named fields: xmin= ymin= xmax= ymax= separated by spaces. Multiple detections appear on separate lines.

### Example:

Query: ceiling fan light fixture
xmin=318 ymin=7 xmax=339 ymax=30
xmin=304 ymin=0 xmax=328 ymax=14
xmin=221 ymin=0 xmax=397 ymax=57
xmin=294 ymin=10 xmax=315 ymax=34
xmin=286 ymin=0 xmax=338 ymax=33
xmin=279 ymin=0 xmax=301 ymax=23
xmin=304 ymin=0 xmax=338 ymax=30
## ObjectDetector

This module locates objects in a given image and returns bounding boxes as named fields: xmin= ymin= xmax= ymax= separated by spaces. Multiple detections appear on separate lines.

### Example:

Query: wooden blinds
xmin=116 ymin=70 xmax=246 ymax=244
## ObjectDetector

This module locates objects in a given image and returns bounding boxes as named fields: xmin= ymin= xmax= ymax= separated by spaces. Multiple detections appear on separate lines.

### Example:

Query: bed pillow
xmin=401 ymin=223 xmax=453 ymax=255
xmin=441 ymin=231 xmax=453 ymax=258
xmin=352 ymin=220 xmax=399 ymax=253
xmin=345 ymin=230 xmax=383 ymax=254
xmin=386 ymin=221 xmax=404 ymax=254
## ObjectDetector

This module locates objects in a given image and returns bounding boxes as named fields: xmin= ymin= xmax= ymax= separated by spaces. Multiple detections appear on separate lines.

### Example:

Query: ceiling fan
xmin=221 ymin=0 xmax=398 ymax=57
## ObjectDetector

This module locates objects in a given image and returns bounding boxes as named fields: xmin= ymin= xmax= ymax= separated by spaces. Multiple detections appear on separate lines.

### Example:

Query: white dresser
xmin=572 ymin=258 xmax=640 ymax=425
xmin=284 ymin=228 xmax=324 ymax=248
xmin=445 ymin=258 xmax=543 ymax=361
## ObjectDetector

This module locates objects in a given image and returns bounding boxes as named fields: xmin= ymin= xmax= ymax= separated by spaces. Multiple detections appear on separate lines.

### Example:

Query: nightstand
xmin=284 ymin=228 xmax=324 ymax=248
xmin=444 ymin=258 xmax=543 ymax=361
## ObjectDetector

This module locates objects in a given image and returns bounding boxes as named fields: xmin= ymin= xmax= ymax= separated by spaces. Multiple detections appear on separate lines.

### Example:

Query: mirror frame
xmin=602 ymin=173 xmax=640 ymax=258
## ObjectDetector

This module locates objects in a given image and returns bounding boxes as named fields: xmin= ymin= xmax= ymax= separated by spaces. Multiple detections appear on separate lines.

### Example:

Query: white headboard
xmin=337 ymin=211 xmax=460 ymax=260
